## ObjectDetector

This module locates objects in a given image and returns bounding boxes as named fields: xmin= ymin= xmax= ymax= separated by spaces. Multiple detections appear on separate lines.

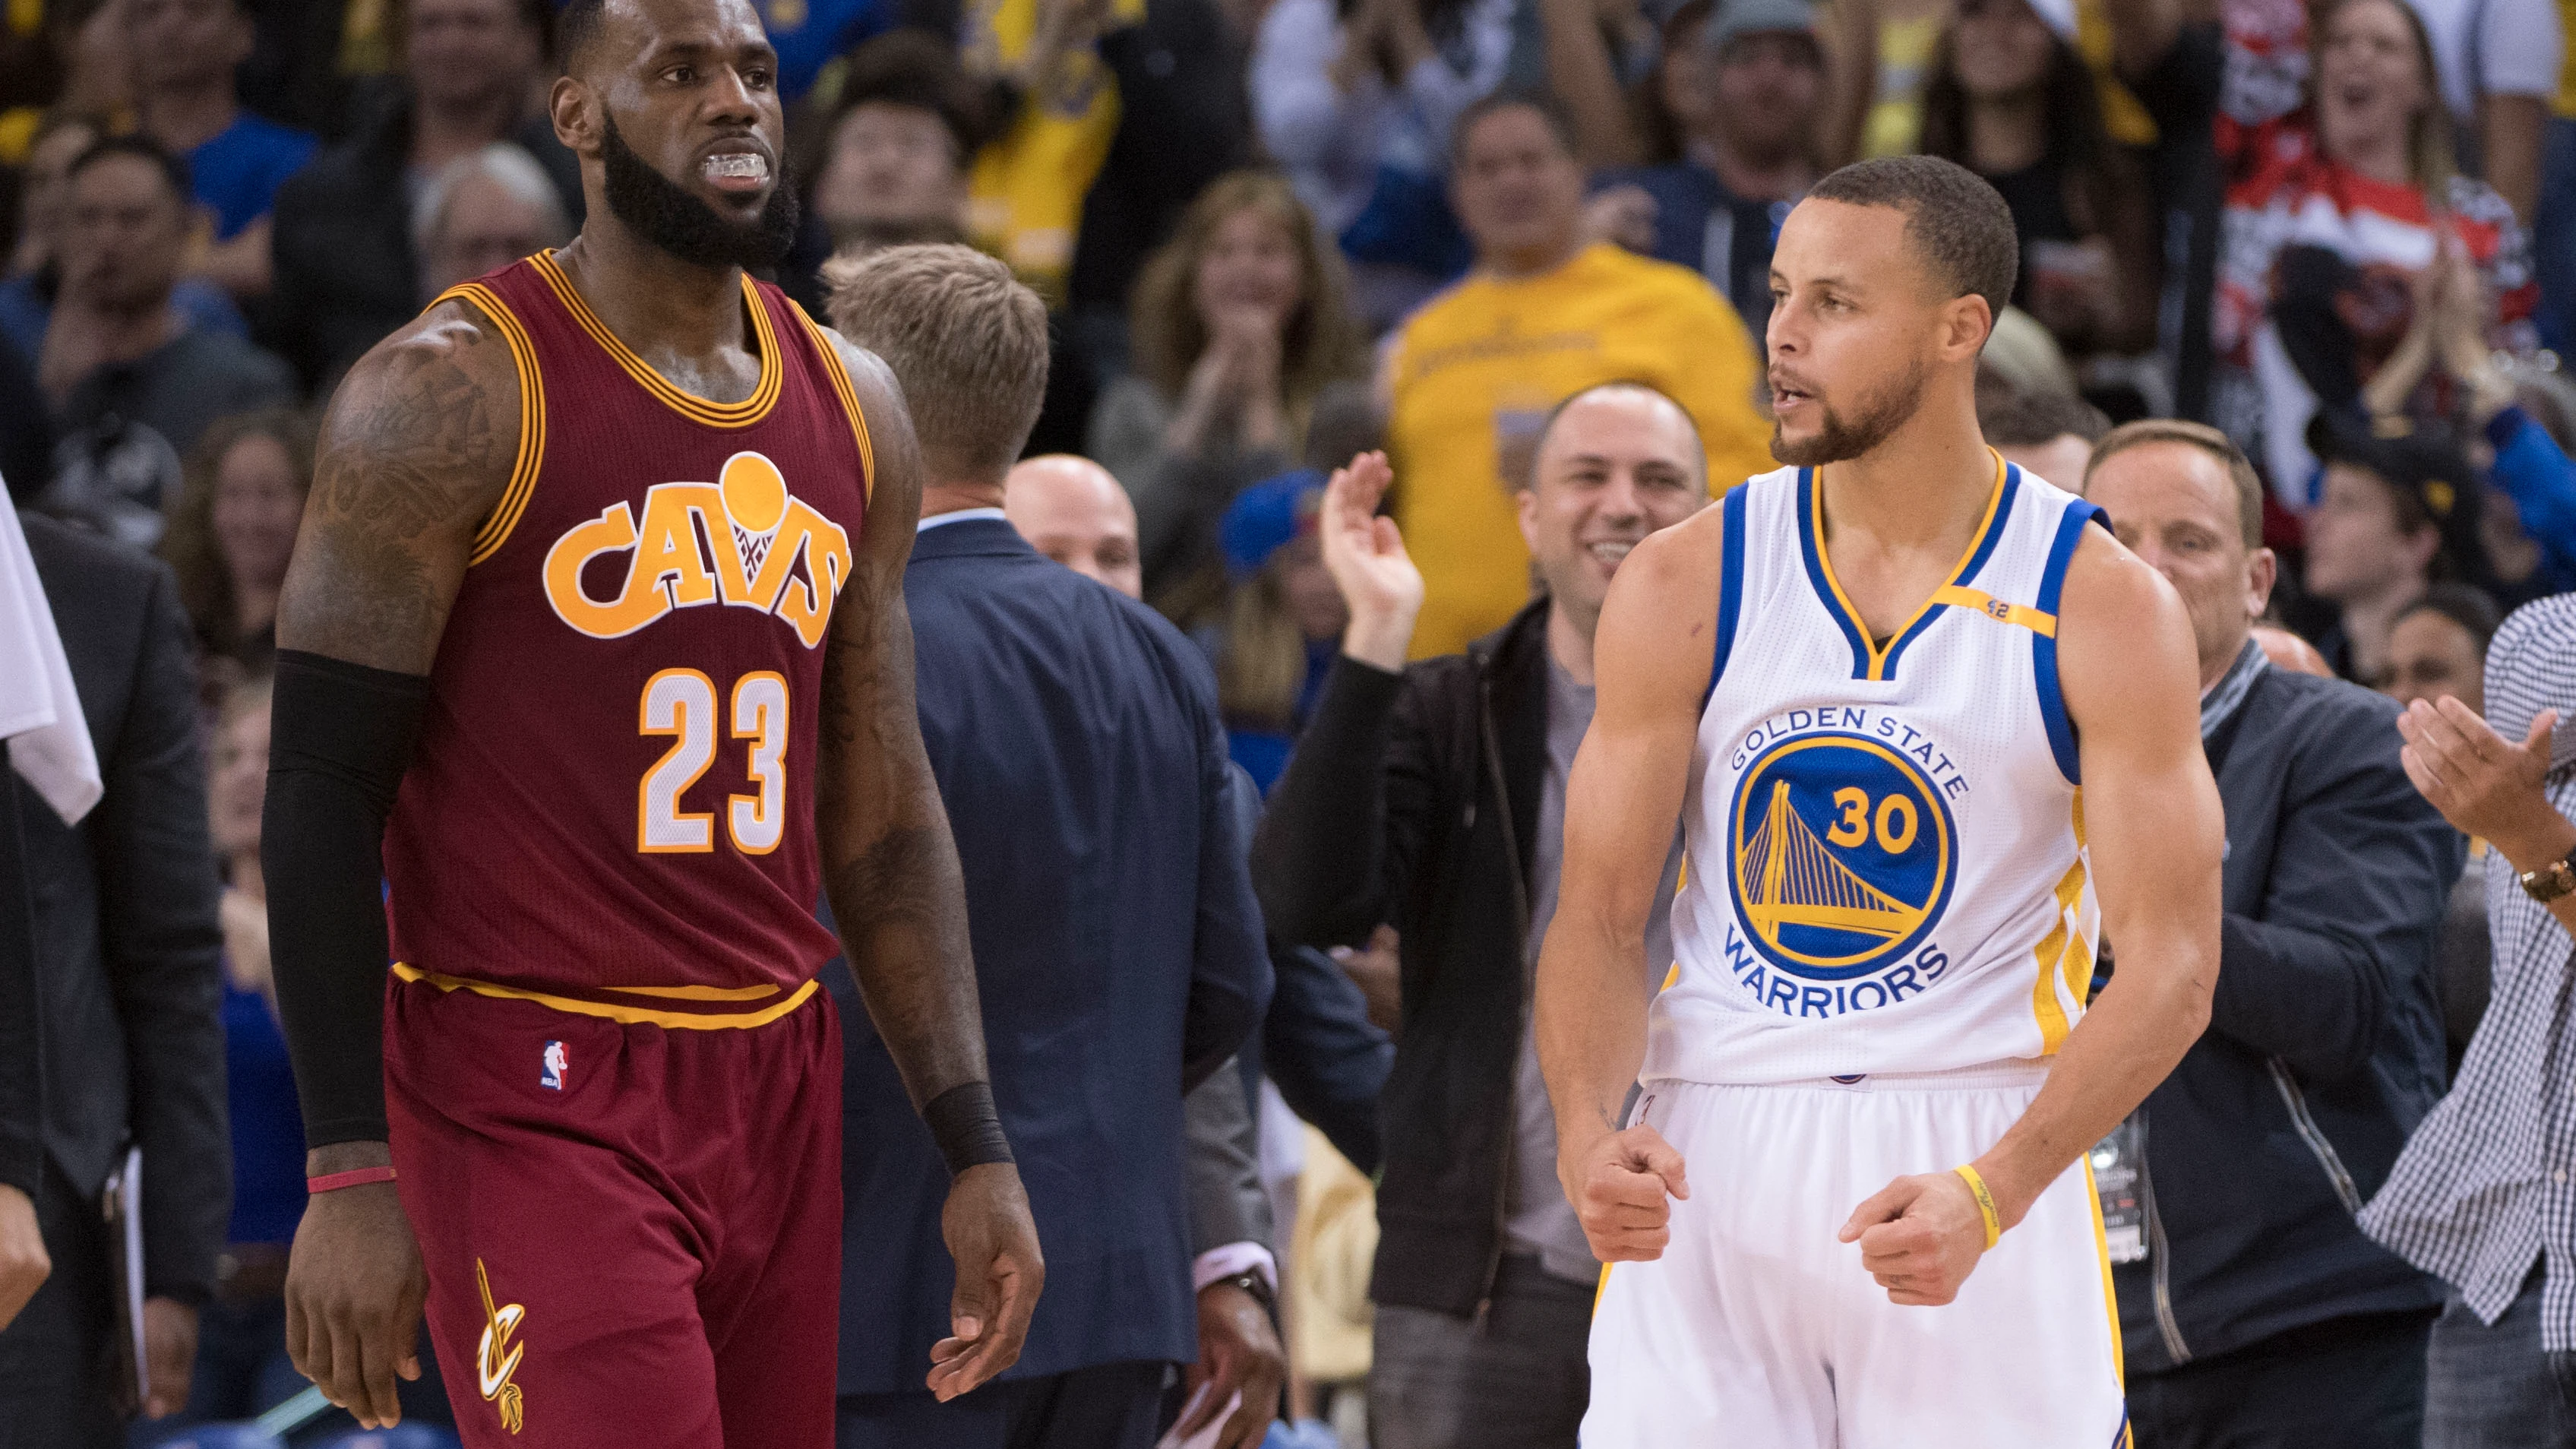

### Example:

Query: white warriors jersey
xmin=1644 ymin=455 xmax=2108 ymax=1087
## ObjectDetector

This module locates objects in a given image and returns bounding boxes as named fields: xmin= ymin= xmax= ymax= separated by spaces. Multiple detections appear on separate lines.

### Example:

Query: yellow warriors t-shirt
xmin=962 ymin=0 xmax=1146 ymax=305
xmin=1383 ymin=242 xmax=1775 ymax=660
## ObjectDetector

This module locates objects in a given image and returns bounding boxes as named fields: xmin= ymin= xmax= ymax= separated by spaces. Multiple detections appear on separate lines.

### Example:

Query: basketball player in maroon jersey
xmin=257 ymin=0 xmax=1042 ymax=1442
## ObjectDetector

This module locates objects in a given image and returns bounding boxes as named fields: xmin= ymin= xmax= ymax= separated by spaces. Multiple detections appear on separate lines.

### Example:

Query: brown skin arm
xmin=813 ymin=331 xmax=1045 ymax=1400
xmin=1838 ymin=529 xmax=2220 ymax=1305
xmin=1537 ymin=509 xmax=1723 ymax=1264
xmin=275 ymin=297 xmax=521 ymax=1428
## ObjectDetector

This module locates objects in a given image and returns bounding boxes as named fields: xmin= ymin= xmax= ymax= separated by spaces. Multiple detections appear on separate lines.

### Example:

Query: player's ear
xmin=551 ymin=75 xmax=599 ymax=156
xmin=1937 ymin=294 xmax=1993 ymax=364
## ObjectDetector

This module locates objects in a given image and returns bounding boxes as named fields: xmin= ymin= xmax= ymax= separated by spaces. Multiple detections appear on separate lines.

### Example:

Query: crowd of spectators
xmin=0 ymin=0 xmax=2574 ymax=1441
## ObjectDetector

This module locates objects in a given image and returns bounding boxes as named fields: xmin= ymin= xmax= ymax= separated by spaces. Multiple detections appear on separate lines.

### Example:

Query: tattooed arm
xmin=277 ymin=301 xmax=518 ymax=671
xmin=814 ymin=332 xmax=1044 ymax=1400
xmin=266 ymin=300 xmax=520 ymax=1429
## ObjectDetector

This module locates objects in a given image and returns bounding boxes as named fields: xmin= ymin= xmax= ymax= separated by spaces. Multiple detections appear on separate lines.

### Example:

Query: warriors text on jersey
xmin=1649 ymin=455 xmax=2109 ymax=1085
xmin=380 ymin=252 xmax=872 ymax=1020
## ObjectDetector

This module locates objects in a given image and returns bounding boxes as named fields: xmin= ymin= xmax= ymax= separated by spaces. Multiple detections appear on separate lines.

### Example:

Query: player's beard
xmin=600 ymin=116 xmax=800 ymax=273
xmin=1769 ymin=358 xmax=1929 ymax=467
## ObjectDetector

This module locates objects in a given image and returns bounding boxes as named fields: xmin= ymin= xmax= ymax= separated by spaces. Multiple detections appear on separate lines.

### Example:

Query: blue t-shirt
xmin=756 ymin=0 xmax=892 ymax=97
xmin=223 ymin=978 xmax=308 ymax=1246
xmin=188 ymin=112 xmax=319 ymax=239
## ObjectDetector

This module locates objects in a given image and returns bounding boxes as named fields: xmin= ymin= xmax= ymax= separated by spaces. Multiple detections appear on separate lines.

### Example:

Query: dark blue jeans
xmin=2426 ymin=1272 xmax=2576 ymax=1448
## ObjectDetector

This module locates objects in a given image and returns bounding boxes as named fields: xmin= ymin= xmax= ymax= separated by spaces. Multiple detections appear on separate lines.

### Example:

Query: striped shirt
xmin=2359 ymin=595 xmax=2576 ymax=1346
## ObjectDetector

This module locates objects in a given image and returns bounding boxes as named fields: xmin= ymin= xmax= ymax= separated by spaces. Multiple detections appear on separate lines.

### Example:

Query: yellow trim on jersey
xmin=598 ymin=982 xmax=785 ymax=1001
xmin=529 ymin=252 xmax=784 ymax=429
xmin=436 ymin=280 xmax=547 ymax=566
xmin=1926 ymin=585 xmax=2057 ymax=637
xmin=390 ymin=963 xmax=817 ymax=1027
xmin=2083 ymin=1156 xmax=2126 ymax=1392
xmin=786 ymin=300 xmax=877 ymax=507
xmin=1811 ymin=452 xmax=2009 ymax=681
xmin=2029 ymin=852 xmax=2092 ymax=1053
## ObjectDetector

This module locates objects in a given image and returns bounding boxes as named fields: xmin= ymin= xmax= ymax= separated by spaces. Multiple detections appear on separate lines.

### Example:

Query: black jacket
xmin=11 ymin=514 xmax=227 ymax=1302
xmin=264 ymin=83 xmax=582 ymax=390
xmin=2121 ymin=665 xmax=2459 ymax=1372
xmin=1250 ymin=601 xmax=1549 ymax=1318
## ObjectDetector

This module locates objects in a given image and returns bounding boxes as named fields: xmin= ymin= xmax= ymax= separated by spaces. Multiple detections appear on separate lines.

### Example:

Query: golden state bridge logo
xmin=542 ymin=451 xmax=852 ymax=647
xmin=1724 ymin=723 xmax=1958 ymax=1017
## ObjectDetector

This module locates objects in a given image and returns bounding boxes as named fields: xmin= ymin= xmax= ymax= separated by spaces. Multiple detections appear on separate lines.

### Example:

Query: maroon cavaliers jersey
xmin=381 ymin=253 xmax=869 ymax=1023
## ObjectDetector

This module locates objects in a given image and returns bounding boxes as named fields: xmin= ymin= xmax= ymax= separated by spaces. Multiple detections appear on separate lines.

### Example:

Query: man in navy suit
xmin=823 ymin=246 xmax=1273 ymax=1449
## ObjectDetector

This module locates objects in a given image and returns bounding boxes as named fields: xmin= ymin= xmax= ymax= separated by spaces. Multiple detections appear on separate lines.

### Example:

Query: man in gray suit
xmin=0 ymin=511 xmax=228 ymax=1447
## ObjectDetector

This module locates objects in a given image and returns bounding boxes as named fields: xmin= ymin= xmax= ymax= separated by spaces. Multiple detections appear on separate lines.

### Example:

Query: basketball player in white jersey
xmin=1530 ymin=156 xmax=2224 ymax=1446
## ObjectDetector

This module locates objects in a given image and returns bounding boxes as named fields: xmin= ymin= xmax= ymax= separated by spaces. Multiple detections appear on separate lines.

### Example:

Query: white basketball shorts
xmin=1582 ymin=1064 xmax=2129 ymax=1449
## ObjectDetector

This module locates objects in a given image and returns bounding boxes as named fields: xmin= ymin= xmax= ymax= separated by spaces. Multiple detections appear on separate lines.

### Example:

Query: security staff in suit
xmin=0 ymin=511 xmax=227 ymax=1447
xmin=823 ymin=247 xmax=1272 ymax=1449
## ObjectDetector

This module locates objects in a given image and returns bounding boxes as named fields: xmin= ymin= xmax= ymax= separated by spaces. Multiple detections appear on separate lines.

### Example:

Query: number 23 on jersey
xmin=637 ymin=669 xmax=787 ymax=856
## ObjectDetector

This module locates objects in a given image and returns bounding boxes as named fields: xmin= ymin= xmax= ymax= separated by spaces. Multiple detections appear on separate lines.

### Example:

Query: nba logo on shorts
xmin=540 ymin=1041 xmax=567 ymax=1090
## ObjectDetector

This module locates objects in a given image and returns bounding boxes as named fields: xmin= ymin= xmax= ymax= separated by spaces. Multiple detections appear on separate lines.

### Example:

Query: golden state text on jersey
xmin=1649 ymin=457 xmax=2107 ymax=1085
xmin=1720 ymin=711 xmax=1964 ymax=1018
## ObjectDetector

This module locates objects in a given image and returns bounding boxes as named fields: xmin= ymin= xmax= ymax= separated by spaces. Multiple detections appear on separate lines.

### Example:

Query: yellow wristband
xmin=1954 ymin=1165 xmax=2002 ymax=1250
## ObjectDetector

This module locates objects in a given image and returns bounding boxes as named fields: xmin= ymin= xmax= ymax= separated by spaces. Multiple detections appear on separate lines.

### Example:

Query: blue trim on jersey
xmin=1878 ymin=461 xmax=2025 ymax=677
xmin=1794 ymin=468 xmax=1872 ymax=679
xmin=1704 ymin=483 xmax=1749 ymax=710
xmin=2034 ymin=497 xmax=2109 ymax=784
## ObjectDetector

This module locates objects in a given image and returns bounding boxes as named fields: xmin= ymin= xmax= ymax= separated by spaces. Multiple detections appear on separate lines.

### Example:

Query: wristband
xmin=1953 ymin=1165 xmax=2002 ymax=1250
xmin=307 ymin=1166 xmax=399 ymax=1194
xmin=922 ymin=1081 xmax=1014 ymax=1176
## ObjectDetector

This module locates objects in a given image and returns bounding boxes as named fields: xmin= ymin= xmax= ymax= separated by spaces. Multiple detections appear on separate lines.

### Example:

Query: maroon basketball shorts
xmin=384 ymin=971 xmax=843 ymax=1448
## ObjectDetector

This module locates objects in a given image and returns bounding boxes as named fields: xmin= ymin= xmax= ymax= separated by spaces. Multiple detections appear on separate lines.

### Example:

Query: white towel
xmin=0 ymin=500 xmax=102 ymax=826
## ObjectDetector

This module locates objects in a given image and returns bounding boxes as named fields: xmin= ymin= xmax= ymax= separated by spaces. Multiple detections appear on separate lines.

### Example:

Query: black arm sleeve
xmin=261 ymin=648 xmax=430 ymax=1150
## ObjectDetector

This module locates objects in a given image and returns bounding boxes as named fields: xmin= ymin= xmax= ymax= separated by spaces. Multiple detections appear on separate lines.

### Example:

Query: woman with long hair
xmin=1914 ymin=0 xmax=2159 ymax=357
xmin=1089 ymin=170 xmax=1366 ymax=613
xmin=157 ymin=406 xmax=315 ymax=671
xmin=2213 ymin=0 xmax=2537 ymax=494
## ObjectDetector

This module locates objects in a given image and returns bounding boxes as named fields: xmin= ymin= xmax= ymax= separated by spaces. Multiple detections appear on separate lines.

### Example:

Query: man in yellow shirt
xmin=1383 ymin=93 xmax=1773 ymax=659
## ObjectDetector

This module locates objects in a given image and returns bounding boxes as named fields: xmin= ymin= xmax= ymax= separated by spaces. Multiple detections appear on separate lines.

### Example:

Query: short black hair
xmin=557 ymin=0 xmax=606 ymax=73
xmin=836 ymin=30 xmax=991 ymax=155
xmin=2396 ymin=582 xmax=2505 ymax=660
xmin=1806 ymin=155 xmax=2018 ymax=330
xmin=67 ymin=135 xmax=191 ymax=208
xmin=1978 ymin=384 xmax=2108 ymax=449
xmin=1449 ymin=90 xmax=1580 ymax=169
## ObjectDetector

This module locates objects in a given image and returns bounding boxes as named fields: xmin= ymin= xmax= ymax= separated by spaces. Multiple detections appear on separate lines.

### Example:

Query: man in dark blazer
xmin=824 ymin=247 xmax=1272 ymax=1449
xmin=2085 ymin=422 xmax=2461 ymax=1448
xmin=0 ymin=511 xmax=228 ymax=1447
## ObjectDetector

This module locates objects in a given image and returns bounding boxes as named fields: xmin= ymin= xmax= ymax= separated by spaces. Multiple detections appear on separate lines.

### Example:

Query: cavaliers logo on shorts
xmin=476 ymin=1258 xmax=529 ymax=1435
xmin=1722 ymin=725 xmax=1958 ymax=1018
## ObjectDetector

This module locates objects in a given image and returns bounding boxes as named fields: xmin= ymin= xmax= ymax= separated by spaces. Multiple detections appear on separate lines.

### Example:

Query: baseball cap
xmin=2305 ymin=409 xmax=2490 ymax=581
xmin=1219 ymin=470 xmax=1327 ymax=582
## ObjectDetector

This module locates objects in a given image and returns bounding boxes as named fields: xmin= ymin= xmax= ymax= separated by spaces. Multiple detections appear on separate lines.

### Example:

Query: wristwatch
xmin=2523 ymin=852 xmax=2576 ymax=903
xmin=1211 ymin=1270 xmax=1276 ymax=1313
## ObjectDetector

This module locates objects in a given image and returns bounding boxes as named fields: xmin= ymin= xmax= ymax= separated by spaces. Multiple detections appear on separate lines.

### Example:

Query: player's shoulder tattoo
xmin=311 ymin=296 xmax=523 ymax=539
xmin=282 ymin=299 xmax=526 ymax=668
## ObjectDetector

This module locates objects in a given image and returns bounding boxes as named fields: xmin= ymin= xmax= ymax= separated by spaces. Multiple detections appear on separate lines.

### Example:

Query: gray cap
xmin=1702 ymin=0 xmax=1818 ymax=49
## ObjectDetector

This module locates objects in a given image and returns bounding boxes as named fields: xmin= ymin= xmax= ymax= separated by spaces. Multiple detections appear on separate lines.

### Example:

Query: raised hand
xmin=2399 ymin=698 xmax=2572 ymax=872
xmin=1319 ymin=451 xmax=1424 ymax=670
xmin=928 ymin=1162 xmax=1045 ymax=1401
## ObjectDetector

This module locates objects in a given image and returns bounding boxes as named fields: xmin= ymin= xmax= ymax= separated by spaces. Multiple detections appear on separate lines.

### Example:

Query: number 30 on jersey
xmin=636 ymin=669 xmax=786 ymax=855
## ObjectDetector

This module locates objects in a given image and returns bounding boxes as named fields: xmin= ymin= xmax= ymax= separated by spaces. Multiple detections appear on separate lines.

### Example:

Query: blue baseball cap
xmin=1219 ymin=470 xmax=1327 ymax=581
